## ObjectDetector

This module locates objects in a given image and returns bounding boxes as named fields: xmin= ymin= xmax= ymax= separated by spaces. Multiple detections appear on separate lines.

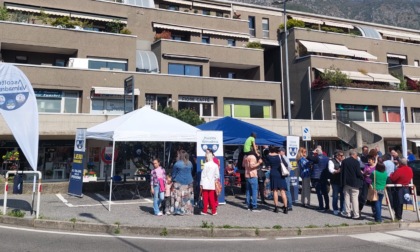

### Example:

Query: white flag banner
xmin=401 ymin=98 xmax=407 ymax=159
xmin=0 ymin=63 xmax=39 ymax=170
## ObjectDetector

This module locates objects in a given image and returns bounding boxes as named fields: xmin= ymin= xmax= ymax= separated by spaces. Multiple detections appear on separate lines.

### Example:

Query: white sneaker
xmin=213 ymin=212 xmax=218 ymax=216
xmin=156 ymin=212 xmax=163 ymax=216
xmin=201 ymin=211 xmax=208 ymax=215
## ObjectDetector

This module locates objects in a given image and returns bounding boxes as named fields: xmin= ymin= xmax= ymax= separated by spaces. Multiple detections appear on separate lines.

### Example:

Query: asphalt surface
xmin=1 ymin=188 xmax=419 ymax=230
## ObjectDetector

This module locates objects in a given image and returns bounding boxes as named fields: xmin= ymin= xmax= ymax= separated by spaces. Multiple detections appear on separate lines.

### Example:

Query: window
xmin=168 ymin=63 xmax=202 ymax=76
xmin=415 ymin=60 xmax=419 ymax=67
xmin=216 ymin=11 xmax=223 ymax=17
xmin=54 ymin=59 xmax=66 ymax=67
xmin=262 ymin=18 xmax=269 ymax=38
xmin=178 ymin=95 xmax=214 ymax=116
xmin=15 ymin=55 xmax=27 ymax=64
xmin=386 ymin=54 xmax=407 ymax=67
xmin=336 ymin=104 xmax=375 ymax=124
xmin=171 ymin=35 xmax=182 ymax=41
xmin=227 ymin=39 xmax=236 ymax=46
xmin=87 ymin=58 xmax=127 ymax=71
xmin=202 ymin=35 xmax=210 ymax=44
xmin=202 ymin=9 xmax=210 ymax=15
xmin=248 ymin=16 xmax=255 ymax=37
xmin=224 ymin=99 xmax=272 ymax=118
xmin=35 ymin=90 xmax=79 ymax=114
xmin=383 ymin=106 xmax=401 ymax=122
xmin=91 ymin=99 xmax=133 ymax=115
xmin=412 ymin=108 xmax=420 ymax=123
xmin=228 ymin=72 xmax=236 ymax=79
xmin=146 ymin=94 xmax=170 ymax=110
xmin=168 ymin=5 xmax=179 ymax=11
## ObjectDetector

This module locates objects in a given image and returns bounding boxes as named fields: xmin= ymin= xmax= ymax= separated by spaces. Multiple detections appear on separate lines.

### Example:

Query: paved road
xmin=1 ymin=224 xmax=419 ymax=252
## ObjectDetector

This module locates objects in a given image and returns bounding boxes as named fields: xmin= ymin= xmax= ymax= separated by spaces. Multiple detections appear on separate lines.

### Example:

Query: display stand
xmin=384 ymin=184 xmax=420 ymax=222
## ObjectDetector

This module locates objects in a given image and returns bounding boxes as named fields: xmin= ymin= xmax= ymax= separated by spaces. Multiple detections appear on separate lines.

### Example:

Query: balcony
xmin=152 ymin=39 xmax=265 ymax=80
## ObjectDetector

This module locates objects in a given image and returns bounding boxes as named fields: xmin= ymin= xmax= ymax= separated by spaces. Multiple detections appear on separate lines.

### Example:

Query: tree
xmin=160 ymin=107 xmax=205 ymax=126
xmin=321 ymin=66 xmax=351 ymax=87
xmin=0 ymin=7 xmax=10 ymax=21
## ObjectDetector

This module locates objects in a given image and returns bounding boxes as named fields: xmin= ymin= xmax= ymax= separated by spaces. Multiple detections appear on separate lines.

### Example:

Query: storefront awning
xmin=70 ymin=13 xmax=127 ymax=24
xmin=314 ymin=68 xmax=373 ymax=82
xmin=387 ymin=53 xmax=407 ymax=60
xmin=193 ymin=2 xmax=232 ymax=11
xmin=162 ymin=0 xmax=191 ymax=5
xmin=348 ymin=49 xmax=378 ymax=60
xmin=202 ymin=29 xmax=249 ymax=39
xmin=153 ymin=23 xmax=201 ymax=33
xmin=290 ymin=15 xmax=323 ymax=25
xmin=300 ymin=40 xmax=353 ymax=56
xmin=367 ymin=73 xmax=399 ymax=83
xmin=136 ymin=50 xmax=159 ymax=73
xmin=92 ymin=87 xmax=140 ymax=96
xmin=323 ymin=21 xmax=354 ymax=29
xmin=405 ymin=75 xmax=420 ymax=82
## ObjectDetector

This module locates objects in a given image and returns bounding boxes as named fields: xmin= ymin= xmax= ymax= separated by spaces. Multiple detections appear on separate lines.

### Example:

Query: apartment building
xmin=0 ymin=0 xmax=419 ymax=179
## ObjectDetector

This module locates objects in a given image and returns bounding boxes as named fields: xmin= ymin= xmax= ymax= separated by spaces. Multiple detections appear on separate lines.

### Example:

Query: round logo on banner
xmin=201 ymin=144 xmax=219 ymax=153
xmin=0 ymin=92 xmax=29 ymax=111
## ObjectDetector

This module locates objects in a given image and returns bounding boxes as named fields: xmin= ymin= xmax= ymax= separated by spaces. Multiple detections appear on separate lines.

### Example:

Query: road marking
xmin=349 ymin=232 xmax=420 ymax=252
xmin=0 ymin=224 xmax=267 ymax=241
xmin=55 ymin=193 xmax=152 ymax=208
xmin=276 ymin=234 xmax=341 ymax=240
xmin=386 ymin=230 xmax=420 ymax=239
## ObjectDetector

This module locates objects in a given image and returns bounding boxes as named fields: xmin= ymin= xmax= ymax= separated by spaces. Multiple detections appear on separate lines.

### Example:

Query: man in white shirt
xmin=328 ymin=149 xmax=345 ymax=215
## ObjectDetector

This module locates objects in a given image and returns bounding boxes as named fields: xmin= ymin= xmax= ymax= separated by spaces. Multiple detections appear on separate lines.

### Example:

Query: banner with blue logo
xmin=68 ymin=128 xmax=86 ymax=197
xmin=196 ymin=131 xmax=224 ymax=203
xmin=0 ymin=63 xmax=38 ymax=171
xmin=286 ymin=136 xmax=300 ymax=203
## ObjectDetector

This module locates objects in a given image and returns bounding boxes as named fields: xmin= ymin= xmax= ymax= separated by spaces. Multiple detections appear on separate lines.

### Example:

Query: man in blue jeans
xmin=311 ymin=148 xmax=330 ymax=211
xmin=279 ymin=148 xmax=293 ymax=211
xmin=244 ymin=151 xmax=263 ymax=212
xmin=328 ymin=150 xmax=345 ymax=215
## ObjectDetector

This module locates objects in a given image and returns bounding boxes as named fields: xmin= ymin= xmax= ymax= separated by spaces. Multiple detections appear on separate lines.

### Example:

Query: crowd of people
xmin=149 ymin=132 xmax=415 ymax=222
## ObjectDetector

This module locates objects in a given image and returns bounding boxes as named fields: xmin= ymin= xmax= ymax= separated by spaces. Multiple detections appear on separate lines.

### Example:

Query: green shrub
xmin=279 ymin=19 xmax=305 ymax=30
xmin=246 ymin=41 xmax=263 ymax=49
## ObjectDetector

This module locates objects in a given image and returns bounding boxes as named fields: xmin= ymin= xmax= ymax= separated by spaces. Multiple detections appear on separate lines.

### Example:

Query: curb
xmin=0 ymin=216 xmax=416 ymax=237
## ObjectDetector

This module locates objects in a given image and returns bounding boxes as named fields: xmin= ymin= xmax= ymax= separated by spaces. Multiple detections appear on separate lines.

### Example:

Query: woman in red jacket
xmin=390 ymin=158 xmax=413 ymax=221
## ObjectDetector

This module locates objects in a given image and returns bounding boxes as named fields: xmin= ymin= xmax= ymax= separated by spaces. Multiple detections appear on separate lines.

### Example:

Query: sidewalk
xmin=0 ymin=190 xmax=419 ymax=237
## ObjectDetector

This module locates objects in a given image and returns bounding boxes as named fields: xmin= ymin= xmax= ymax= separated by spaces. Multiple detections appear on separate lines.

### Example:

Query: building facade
xmin=0 ymin=0 xmax=419 ymax=180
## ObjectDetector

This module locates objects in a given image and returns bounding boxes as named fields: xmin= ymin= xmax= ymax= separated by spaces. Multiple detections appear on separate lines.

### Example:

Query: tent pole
xmin=163 ymin=142 xmax=166 ymax=168
xmin=108 ymin=140 xmax=116 ymax=211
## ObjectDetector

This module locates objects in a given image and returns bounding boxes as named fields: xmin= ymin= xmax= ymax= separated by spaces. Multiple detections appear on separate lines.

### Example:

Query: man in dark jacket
xmin=341 ymin=149 xmax=364 ymax=219
xmin=329 ymin=149 xmax=345 ymax=215
xmin=311 ymin=148 xmax=330 ymax=211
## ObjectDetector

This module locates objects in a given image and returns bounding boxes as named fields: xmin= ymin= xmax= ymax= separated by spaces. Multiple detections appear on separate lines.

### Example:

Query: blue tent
xmin=197 ymin=117 xmax=286 ymax=146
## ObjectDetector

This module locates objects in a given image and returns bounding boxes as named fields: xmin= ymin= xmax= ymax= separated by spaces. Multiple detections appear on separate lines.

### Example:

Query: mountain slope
xmin=229 ymin=0 xmax=420 ymax=30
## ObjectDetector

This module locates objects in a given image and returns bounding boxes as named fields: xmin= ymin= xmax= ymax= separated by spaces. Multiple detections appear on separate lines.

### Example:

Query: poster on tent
xmin=68 ymin=128 xmax=86 ymax=197
xmin=196 ymin=131 xmax=225 ymax=203
xmin=0 ymin=64 xmax=39 ymax=171
xmin=286 ymin=135 xmax=300 ymax=203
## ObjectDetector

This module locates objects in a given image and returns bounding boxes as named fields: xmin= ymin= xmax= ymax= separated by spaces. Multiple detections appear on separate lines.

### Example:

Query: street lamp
xmin=274 ymin=0 xmax=292 ymax=135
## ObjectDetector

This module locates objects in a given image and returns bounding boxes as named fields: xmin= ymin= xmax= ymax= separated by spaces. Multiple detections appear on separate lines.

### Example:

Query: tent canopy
xmin=197 ymin=117 xmax=286 ymax=146
xmin=86 ymin=106 xmax=200 ymax=142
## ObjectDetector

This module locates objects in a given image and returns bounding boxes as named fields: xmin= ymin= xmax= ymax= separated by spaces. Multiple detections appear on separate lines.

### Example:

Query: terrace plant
xmin=279 ymin=19 xmax=305 ymax=30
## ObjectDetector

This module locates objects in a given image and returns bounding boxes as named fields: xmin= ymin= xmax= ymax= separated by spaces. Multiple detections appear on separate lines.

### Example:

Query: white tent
xmin=86 ymin=105 xmax=201 ymax=210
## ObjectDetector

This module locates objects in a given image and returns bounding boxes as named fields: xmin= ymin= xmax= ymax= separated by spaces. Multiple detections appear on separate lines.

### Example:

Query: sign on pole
xmin=124 ymin=75 xmax=134 ymax=113
xmin=302 ymin=126 xmax=311 ymax=141
xmin=68 ymin=128 xmax=86 ymax=197
xmin=196 ymin=131 xmax=225 ymax=204
xmin=286 ymin=136 xmax=300 ymax=203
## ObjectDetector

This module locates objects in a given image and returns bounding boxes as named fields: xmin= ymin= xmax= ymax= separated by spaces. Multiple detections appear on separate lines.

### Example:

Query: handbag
xmin=215 ymin=179 xmax=222 ymax=195
xmin=367 ymin=171 xmax=378 ymax=201
xmin=279 ymin=155 xmax=290 ymax=177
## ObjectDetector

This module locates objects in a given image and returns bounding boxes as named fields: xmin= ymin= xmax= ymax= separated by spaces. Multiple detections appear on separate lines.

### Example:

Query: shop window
xmin=35 ymin=90 xmax=79 ymax=114
xmin=336 ymin=104 xmax=374 ymax=124
xmin=224 ymin=99 xmax=272 ymax=118
xmin=91 ymin=98 xmax=133 ymax=115
xmin=383 ymin=106 xmax=401 ymax=122
xmin=178 ymin=95 xmax=214 ymax=116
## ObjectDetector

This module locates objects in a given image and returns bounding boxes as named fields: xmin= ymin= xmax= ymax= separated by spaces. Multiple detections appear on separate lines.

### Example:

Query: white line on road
xmin=0 ymin=224 xmax=267 ymax=242
xmin=275 ymin=234 xmax=341 ymax=240
xmin=349 ymin=232 xmax=420 ymax=252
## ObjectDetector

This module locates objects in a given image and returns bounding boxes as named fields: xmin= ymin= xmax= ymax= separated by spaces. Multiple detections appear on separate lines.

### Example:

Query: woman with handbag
xmin=171 ymin=150 xmax=194 ymax=215
xmin=369 ymin=162 xmax=388 ymax=222
xmin=359 ymin=155 xmax=377 ymax=213
xmin=200 ymin=152 xmax=220 ymax=215
xmin=266 ymin=146 xmax=288 ymax=214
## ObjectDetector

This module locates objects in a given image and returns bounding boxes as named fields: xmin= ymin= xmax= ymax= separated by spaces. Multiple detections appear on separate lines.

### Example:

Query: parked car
xmin=408 ymin=160 xmax=420 ymax=195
